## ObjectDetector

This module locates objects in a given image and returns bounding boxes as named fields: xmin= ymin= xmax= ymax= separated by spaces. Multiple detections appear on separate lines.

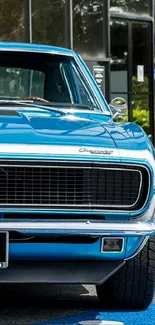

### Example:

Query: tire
xmin=96 ymin=236 xmax=155 ymax=309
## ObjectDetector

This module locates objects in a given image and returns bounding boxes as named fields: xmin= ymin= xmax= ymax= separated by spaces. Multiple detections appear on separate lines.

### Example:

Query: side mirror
xmin=109 ymin=97 xmax=127 ymax=119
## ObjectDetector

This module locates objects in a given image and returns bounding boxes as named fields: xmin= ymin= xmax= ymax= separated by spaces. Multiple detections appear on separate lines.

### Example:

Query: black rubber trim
xmin=0 ymin=260 xmax=124 ymax=284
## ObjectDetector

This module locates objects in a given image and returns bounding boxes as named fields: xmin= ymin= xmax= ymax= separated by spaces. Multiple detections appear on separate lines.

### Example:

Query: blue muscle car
xmin=0 ymin=42 xmax=154 ymax=309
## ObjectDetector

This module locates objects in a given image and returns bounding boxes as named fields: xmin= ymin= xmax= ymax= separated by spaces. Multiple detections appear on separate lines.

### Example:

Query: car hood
xmin=0 ymin=109 xmax=149 ymax=159
xmin=0 ymin=110 xmax=116 ymax=146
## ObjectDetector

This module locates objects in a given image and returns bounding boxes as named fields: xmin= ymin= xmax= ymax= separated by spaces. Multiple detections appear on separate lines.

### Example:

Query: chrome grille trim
xmin=0 ymin=167 xmax=142 ymax=209
xmin=0 ymin=161 xmax=150 ymax=212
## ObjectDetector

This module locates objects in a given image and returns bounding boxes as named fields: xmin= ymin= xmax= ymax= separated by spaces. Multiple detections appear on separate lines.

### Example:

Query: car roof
xmin=0 ymin=41 xmax=75 ymax=56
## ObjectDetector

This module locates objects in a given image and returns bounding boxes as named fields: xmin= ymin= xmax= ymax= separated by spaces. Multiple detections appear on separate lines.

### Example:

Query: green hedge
xmin=132 ymin=109 xmax=149 ymax=134
xmin=114 ymin=76 xmax=151 ymax=135
xmin=116 ymin=109 xmax=150 ymax=135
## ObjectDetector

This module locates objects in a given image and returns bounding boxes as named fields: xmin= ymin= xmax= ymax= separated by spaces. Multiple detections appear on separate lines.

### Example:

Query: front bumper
xmin=1 ymin=188 xmax=155 ymax=237
xmin=2 ymin=189 xmax=155 ymax=235
xmin=0 ymin=220 xmax=155 ymax=236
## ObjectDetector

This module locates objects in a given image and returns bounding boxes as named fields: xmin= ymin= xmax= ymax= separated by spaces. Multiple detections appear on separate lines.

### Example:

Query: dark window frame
xmin=110 ymin=17 xmax=154 ymax=141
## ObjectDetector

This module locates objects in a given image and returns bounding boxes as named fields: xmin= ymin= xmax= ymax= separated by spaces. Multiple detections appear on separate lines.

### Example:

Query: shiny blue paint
xmin=125 ymin=236 xmax=145 ymax=259
xmin=0 ymin=41 xmax=74 ymax=56
xmin=0 ymin=112 xmax=116 ymax=147
xmin=0 ymin=42 xmax=154 ymax=263
xmin=9 ymin=236 xmax=143 ymax=260
xmin=0 ymin=108 xmax=149 ymax=150
xmin=0 ymin=42 xmax=150 ymax=151
xmin=104 ymin=121 xmax=151 ymax=151
xmin=9 ymin=240 xmax=125 ymax=261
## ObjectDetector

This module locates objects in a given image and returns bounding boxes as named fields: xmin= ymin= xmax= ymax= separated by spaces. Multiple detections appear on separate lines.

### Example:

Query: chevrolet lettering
xmin=0 ymin=42 xmax=154 ymax=309
xmin=79 ymin=148 xmax=114 ymax=155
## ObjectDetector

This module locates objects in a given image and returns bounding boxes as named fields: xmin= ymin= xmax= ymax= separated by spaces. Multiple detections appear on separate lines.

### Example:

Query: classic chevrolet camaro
xmin=0 ymin=42 xmax=154 ymax=309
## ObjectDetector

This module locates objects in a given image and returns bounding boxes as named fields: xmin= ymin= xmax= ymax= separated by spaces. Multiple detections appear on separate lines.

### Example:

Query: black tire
xmin=96 ymin=236 xmax=155 ymax=309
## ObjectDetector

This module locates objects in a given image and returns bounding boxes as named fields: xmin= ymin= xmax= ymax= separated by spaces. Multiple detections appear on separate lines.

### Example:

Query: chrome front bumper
xmin=0 ymin=193 xmax=155 ymax=237
xmin=0 ymin=220 xmax=154 ymax=236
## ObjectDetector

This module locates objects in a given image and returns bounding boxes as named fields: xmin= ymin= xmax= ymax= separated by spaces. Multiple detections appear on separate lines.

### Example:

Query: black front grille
xmin=0 ymin=161 xmax=150 ymax=211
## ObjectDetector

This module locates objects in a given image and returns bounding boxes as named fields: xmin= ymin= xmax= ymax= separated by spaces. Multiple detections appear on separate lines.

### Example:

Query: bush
xmin=132 ymin=109 xmax=149 ymax=134
xmin=116 ymin=109 xmax=150 ymax=135
xmin=114 ymin=76 xmax=150 ymax=135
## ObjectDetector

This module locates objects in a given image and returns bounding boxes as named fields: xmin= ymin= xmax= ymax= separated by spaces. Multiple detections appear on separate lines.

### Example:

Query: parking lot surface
xmin=0 ymin=284 xmax=97 ymax=325
xmin=0 ymin=284 xmax=154 ymax=325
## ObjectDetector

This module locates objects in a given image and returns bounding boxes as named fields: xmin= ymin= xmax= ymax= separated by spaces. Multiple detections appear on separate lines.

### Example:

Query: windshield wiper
xmin=49 ymin=103 xmax=96 ymax=111
xmin=0 ymin=100 xmax=66 ymax=116
xmin=0 ymin=99 xmax=103 ymax=114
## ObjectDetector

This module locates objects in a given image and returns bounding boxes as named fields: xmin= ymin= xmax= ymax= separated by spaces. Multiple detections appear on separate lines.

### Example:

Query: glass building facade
xmin=0 ymin=0 xmax=154 ymax=141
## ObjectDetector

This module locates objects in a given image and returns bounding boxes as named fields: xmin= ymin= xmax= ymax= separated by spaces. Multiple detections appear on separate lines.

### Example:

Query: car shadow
xmin=0 ymin=284 xmax=152 ymax=325
xmin=0 ymin=283 xmax=99 ymax=308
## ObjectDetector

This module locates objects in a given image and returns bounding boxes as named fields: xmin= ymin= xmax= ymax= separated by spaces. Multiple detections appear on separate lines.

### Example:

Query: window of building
xmin=110 ymin=0 xmax=149 ymax=15
xmin=73 ymin=0 xmax=106 ymax=59
xmin=32 ymin=0 xmax=65 ymax=46
xmin=132 ymin=24 xmax=149 ymax=92
xmin=110 ymin=21 xmax=128 ymax=92
xmin=110 ymin=20 xmax=128 ymax=117
xmin=0 ymin=0 xmax=25 ymax=42
xmin=110 ymin=19 xmax=151 ymax=135
xmin=132 ymin=23 xmax=150 ymax=135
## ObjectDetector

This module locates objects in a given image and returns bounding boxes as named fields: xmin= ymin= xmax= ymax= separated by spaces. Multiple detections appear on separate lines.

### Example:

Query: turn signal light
xmin=101 ymin=237 xmax=124 ymax=252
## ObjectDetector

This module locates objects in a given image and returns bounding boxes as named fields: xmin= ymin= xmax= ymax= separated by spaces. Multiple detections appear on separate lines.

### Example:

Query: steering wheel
xmin=20 ymin=96 xmax=49 ymax=103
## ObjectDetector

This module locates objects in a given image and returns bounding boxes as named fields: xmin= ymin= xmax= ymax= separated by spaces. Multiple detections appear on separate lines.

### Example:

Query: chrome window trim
xmin=74 ymin=55 xmax=106 ymax=113
xmin=0 ymin=47 xmax=75 ymax=57
xmin=0 ymin=161 xmax=150 ymax=212
xmin=70 ymin=61 xmax=100 ymax=111
xmin=0 ymin=47 xmax=110 ymax=114
xmin=60 ymin=63 xmax=74 ymax=104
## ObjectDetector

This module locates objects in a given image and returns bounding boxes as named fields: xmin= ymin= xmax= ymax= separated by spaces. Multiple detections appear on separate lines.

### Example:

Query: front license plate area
xmin=0 ymin=232 xmax=8 ymax=268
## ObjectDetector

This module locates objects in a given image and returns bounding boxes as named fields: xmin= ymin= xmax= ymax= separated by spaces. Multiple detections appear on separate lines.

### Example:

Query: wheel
xmin=96 ymin=236 xmax=155 ymax=309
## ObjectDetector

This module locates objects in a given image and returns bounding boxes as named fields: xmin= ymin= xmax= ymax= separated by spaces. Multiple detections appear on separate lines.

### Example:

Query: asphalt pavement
xmin=0 ymin=284 xmax=154 ymax=325
xmin=0 ymin=284 xmax=98 ymax=325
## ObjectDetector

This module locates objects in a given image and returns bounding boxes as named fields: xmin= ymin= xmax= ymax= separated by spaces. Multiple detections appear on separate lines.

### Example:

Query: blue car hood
xmin=0 ymin=110 xmax=117 ymax=148
xmin=0 ymin=109 xmax=148 ymax=159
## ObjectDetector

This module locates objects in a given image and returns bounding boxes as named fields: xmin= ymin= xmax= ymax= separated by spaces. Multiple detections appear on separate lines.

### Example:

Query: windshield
xmin=0 ymin=51 xmax=102 ymax=111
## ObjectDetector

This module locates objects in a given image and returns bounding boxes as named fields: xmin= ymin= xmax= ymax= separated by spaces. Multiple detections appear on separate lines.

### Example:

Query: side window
xmin=45 ymin=63 xmax=72 ymax=103
xmin=70 ymin=62 xmax=99 ymax=110
xmin=73 ymin=72 xmax=91 ymax=106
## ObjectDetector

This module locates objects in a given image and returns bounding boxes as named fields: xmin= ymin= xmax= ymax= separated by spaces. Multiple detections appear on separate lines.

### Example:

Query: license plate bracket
xmin=0 ymin=232 xmax=9 ymax=268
